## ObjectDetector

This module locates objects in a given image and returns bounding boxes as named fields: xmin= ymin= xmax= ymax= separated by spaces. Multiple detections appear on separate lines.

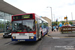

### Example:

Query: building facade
xmin=42 ymin=17 xmax=51 ymax=27
xmin=0 ymin=0 xmax=25 ymax=32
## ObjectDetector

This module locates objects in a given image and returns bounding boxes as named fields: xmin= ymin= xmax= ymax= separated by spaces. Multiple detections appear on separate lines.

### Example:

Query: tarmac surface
xmin=0 ymin=31 xmax=75 ymax=50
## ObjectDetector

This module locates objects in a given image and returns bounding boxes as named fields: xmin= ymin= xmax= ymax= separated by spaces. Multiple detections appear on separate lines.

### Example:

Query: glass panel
xmin=0 ymin=11 xmax=12 ymax=32
xmin=12 ymin=19 xmax=35 ymax=32
xmin=9 ymin=14 xmax=12 ymax=22
xmin=0 ymin=11 xmax=5 ymax=32
xmin=0 ymin=11 xmax=4 ymax=19
xmin=23 ymin=20 xmax=35 ymax=31
xmin=5 ymin=13 xmax=10 ymax=21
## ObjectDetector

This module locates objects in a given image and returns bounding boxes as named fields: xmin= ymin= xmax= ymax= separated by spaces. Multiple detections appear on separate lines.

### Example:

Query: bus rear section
xmin=11 ymin=13 xmax=37 ymax=41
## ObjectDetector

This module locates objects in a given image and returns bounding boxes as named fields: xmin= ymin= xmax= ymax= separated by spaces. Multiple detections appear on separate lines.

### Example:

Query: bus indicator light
xmin=34 ymin=33 xmax=36 ymax=34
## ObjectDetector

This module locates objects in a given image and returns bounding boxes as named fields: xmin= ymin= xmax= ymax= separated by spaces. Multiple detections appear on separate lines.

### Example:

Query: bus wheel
xmin=39 ymin=32 xmax=42 ymax=40
xmin=45 ymin=32 xmax=48 ymax=35
xmin=46 ymin=30 xmax=48 ymax=35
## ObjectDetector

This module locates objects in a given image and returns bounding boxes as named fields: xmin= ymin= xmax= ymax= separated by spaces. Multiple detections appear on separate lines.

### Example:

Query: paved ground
xmin=48 ymin=30 xmax=75 ymax=37
xmin=0 ymin=31 xmax=75 ymax=50
xmin=0 ymin=36 xmax=75 ymax=50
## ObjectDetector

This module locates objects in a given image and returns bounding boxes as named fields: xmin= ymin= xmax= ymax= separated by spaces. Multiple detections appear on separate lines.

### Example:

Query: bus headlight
xmin=29 ymin=36 xmax=34 ymax=39
xmin=12 ymin=36 xmax=16 ymax=39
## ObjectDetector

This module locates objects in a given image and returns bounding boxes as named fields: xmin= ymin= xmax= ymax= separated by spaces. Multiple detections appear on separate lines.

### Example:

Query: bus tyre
xmin=39 ymin=33 xmax=42 ymax=40
xmin=46 ymin=32 xmax=48 ymax=35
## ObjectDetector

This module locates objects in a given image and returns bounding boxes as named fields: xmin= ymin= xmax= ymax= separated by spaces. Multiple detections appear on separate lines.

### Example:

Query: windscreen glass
xmin=12 ymin=19 xmax=35 ymax=32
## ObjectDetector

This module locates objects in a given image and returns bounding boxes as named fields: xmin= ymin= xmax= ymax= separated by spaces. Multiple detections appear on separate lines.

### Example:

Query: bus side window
xmin=41 ymin=24 xmax=44 ymax=29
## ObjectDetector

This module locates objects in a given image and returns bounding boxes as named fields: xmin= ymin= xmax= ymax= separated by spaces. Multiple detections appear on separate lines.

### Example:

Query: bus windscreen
xmin=12 ymin=19 xmax=35 ymax=32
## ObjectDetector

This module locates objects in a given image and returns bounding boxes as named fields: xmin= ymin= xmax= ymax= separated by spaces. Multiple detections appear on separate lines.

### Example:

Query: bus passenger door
xmin=36 ymin=19 xmax=39 ymax=39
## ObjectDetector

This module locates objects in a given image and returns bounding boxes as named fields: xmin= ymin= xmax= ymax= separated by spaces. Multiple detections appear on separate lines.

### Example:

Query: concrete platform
xmin=48 ymin=30 xmax=75 ymax=37
xmin=0 ymin=33 xmax=3 ymax=36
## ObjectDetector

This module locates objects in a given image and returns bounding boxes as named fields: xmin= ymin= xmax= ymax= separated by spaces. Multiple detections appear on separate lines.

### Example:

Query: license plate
xmin=19 ymin=40 xmax=25 ymax=41
xmin=19 ymin=33 xmax=25 ymax=35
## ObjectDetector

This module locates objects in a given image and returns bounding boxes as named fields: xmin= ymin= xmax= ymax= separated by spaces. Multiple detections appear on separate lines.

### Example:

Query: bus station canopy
xmin=0 ymin=0 xmax=25 ymax=15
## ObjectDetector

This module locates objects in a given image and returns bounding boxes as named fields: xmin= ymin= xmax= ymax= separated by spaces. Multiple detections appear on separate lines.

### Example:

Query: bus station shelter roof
xmin=0 ymin=0 xmax=25 ymax=15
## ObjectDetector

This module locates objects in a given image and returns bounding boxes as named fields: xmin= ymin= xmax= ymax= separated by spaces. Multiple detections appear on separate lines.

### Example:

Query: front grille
xmin=5 ymin=33 xmax=9 ymax=35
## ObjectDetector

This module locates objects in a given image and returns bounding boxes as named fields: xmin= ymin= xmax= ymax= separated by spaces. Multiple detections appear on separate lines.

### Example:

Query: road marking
xmin=60 ymin=37 xmax=75 ymax=38
xmin=45 ymin=35 xmax=48 ymax=36
xmin=52 ymin=37 xmax=60 ymax=39
xmin=45 ymin=35 xmax=52 ymax=38
xmin=45 ymin=35 xmax=75 ymax=38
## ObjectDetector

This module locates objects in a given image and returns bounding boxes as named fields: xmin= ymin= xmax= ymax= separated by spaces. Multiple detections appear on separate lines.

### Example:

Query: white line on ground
xmin=52 ymin=37 xmax=60 ymax=39
xmin=45 ymin=35 xmax=75 ymax=38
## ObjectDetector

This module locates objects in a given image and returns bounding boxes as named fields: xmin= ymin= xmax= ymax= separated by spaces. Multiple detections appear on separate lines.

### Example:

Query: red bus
xmin=11 ymin=13 xmax=48 ymax=41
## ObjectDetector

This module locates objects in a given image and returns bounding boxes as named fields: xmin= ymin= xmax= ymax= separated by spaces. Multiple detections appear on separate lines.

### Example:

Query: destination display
xmin=13 ymin=14 xmax=33 ymax=20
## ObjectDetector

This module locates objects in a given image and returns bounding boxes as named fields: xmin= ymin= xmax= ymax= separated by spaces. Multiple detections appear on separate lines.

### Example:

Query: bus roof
xmin=40 ymin=17 xmax=48 ymax=23
xmin=12 ymin=13 xmax=35 ymax=16
xmin=35 ymin=14 xmax=48 ymax=23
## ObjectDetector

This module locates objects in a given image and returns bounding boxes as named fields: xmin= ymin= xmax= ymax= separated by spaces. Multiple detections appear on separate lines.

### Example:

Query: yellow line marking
xmin=45 ymin=35 xmax=48 ymax=36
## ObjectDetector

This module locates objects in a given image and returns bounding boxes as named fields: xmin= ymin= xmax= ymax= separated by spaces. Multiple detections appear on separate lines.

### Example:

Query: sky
xmin=4 ymin=0 xmax=75 ymax=21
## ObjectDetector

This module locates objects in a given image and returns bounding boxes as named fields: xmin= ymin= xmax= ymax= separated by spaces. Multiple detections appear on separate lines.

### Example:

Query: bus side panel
xmin=43 ymin=27 xmax=49 ymax=36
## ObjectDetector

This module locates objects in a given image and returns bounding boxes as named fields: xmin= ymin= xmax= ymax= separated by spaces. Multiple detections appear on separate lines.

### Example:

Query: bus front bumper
xmin=11 ymin=37 xmax=36 ymax=41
